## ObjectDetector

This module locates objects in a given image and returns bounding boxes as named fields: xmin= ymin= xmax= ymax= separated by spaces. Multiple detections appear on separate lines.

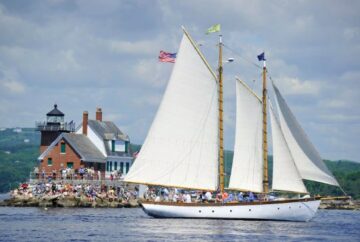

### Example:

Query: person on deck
xmin=184 ymin=193 xmax=192 ymax=203
xmin=205 ymin=191 xmax=212 ymax=201
xmin=173 ymin=193 xmax=179 ymax=202
xmin=222 ymin=191 xmax=229 ymax=201
xmin=238 ymin=192 xmax=244 ymax=202
xmin=216 ymin=192 xmax=222 ymax=203
xmin=249 ymin=191 xmax=255 ymax=202
xmin=224 ymin=193 xmax=234 ymax=203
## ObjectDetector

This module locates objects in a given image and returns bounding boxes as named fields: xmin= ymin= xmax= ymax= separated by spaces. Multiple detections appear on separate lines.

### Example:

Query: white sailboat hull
xmin=141 ymin=198 xmax=321 ymax=222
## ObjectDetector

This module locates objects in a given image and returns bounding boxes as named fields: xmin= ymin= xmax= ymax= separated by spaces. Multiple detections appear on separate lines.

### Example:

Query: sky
xmin=0 ymin=0 xmax=359 ymax=161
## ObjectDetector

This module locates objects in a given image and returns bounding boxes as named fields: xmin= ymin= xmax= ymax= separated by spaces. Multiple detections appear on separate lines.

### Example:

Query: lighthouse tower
xmin=36 ymin=104 xmax=75 ymax=153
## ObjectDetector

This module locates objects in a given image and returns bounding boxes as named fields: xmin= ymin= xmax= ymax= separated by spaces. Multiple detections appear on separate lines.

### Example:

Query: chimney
xmin=83 ymin=111 xmax=88 ymax=135
xmin=96 ymin=107 xmax=102 ymax=122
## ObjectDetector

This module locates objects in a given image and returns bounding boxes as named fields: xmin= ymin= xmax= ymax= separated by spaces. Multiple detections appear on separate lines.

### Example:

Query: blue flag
xmin=257 ymin=52 xmax=266 ymax=61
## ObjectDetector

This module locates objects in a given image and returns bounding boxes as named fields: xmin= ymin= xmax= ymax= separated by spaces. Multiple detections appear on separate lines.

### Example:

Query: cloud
xmin=275 ymin=77 xmax=323 ymax=95
xmin=0 ymin=0 xmax=359 ymax=161
xmin=318 ymin=99 xmax=347 ymax=109
xmin=1 ymin=79 xmax=25 ymax=93
xmin=132 ymin=58 xmax=171 ymax=87
xmin=0 ymin=65 xmax=25 ymax=94
xmin=318 ymin=114 xmax=360 ymax=122
xmin=132 ymin=94 xmax=162 ymax=107
xmin=344 ymin=27 xmax=360 ymax=41
xmin=109 ymin=40 xmax=159 ymax=55
xmin=55 ymin=49 xmax=82 ymax=72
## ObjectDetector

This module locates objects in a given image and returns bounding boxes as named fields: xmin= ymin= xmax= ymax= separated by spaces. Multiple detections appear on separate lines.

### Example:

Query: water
xmin=0 ymin=198 xmax=359 ymax=241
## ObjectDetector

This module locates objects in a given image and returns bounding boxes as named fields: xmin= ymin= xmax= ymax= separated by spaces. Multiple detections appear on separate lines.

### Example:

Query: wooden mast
xmin=218 ymin=34 xmax=225 ymax=194
xmin=262 ymin=62 xmax=269 ymax=193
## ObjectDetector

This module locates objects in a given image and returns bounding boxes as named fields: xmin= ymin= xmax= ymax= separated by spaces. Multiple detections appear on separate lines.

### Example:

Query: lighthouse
xmin=36 ymin=104 xmax=75 ymax=153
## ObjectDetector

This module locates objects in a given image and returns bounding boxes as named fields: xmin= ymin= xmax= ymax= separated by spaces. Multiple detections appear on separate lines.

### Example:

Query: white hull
xmin=141 ymin=198 xmax=321 ymax=222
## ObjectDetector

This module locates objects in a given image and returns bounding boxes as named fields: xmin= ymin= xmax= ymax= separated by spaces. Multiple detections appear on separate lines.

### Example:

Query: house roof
xmin=38 ymin=133 xmax=105 ymax=163
xmin=88 ymin=120 xmax=129 ymax=141
xmin=87 ymin=120 xmax=131 ymax=157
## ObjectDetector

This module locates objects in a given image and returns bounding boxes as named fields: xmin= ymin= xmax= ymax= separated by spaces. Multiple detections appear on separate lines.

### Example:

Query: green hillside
xmin=0 ymin=128 xmax=39 ymax=192
xmin=1 ymin=128 xmax=359 ymax=199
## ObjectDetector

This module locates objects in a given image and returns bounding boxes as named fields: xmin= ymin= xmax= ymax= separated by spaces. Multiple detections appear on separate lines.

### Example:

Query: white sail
xmin=270 ymin=106 xmax=308 ymax=193
xmin=229 ymin=79 xmax=263 ymax=192
xmin=124 ymin=31 xmax=219 ymax=190
xmin=272 ymin=82 xmax=339 ymax=186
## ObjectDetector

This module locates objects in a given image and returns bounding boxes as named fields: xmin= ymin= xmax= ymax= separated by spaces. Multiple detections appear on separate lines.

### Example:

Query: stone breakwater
xmin=319 ymin=197 xmax=359 ymax=210
xmin=0 ymin=180 xmax=140 ymax=208
xmin=0 ymin=194 xmax=139 ymax=208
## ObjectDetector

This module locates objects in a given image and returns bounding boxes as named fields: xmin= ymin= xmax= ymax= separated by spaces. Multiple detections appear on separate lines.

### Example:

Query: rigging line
xmin=338 ymin=184 xmax=348 ymax=196
xmin=222 ymin=44 xmax=262 ymax=69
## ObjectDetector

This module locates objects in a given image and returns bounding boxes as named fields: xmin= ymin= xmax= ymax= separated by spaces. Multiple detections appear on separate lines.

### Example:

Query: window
xmin=114 ymin=162 xmax=117 ymax=170
xmin=111 ymin=140 xmax=115 ymax=152
xmin=109 ymin=161 xmax=113 ymax=171
xmin=120 ymin=162 xmax=124 ymax=173
xmin=126 ymin=162 xmax=130 ymax=174
xmin=125 ymin=141 xmax=129 ymax=153
xmin=61 ymin=142 xmax=66 ymax=153
xmin=106 ymin=161 xmax=109 ymax=172
xmin=47 ymin=158 xmax=53 ymax=166
xmin=67 ymin=162 xmax=74 ymax=169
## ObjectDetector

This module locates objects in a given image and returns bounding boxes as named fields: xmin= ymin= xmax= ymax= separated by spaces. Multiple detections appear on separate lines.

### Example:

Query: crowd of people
xmin=143 ymin=187 xmax=275 ymax=203
xmin=33 ymin=166 xmax=123 ymax=181
xmin=11 ymin=181 xmax=137 ymax=203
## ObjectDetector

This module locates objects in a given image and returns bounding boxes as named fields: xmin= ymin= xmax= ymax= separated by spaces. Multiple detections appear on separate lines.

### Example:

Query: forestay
xmin=124 ymin=32 xmax=219 ymax=190
xmin=229 ymin=79 xmax=263 ymax=192
xmin=272 ymin=83 xmax=339 ymax=186
xmin=270 ymin=106 xmax=308 ymax=193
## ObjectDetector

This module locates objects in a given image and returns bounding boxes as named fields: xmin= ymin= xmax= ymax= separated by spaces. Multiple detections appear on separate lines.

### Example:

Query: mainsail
xmin=270 ymin=105 xmax=308 ymax=193
xmin=228 ymin=79 xmax=263 ymax=192
xmin=272 ymin=82 xmax=339 ymax=186
xmin=124 ymin=30 xmax=219 ymax=190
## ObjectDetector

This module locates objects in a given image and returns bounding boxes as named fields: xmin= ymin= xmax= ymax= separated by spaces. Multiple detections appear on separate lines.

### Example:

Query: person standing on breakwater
xmin=34 ymin=167 xmax=39 ymax=179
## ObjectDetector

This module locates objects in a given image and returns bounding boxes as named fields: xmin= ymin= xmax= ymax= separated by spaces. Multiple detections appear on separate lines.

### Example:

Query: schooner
xmin=124 ymin=26 xmax=340 ymax=221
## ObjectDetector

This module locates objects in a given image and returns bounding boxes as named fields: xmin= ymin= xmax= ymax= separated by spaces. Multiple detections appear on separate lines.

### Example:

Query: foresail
xmin=270 ymin=106 xmax=308 ymax=193
xmin=228 ymin=79 xmax=263 ymax=192
xmin=272 ymin=82 xmax=339 ymax=186
xmin=124 ymin=31 xmax=219 ymax=190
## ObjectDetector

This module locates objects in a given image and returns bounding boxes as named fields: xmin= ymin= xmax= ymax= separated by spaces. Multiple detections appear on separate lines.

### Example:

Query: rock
xmin=38 ymin=200 xmax=53 ymax=207
xmin=128 ymin=199 xmax=139 ymax=208
xmin=57 ymin=197 xmax=78 ymax=207
xmin=78 ymin=196 xmax=92 ymax=207
xmin=25 ymin=197 xmax=39 ymax=207
xmin=320 ymin=198 xmax=358 ymax=210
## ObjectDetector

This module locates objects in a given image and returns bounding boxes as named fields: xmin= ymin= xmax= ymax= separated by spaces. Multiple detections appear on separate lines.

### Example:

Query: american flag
xmin=159 ymin=51 xmax=176 ymax=63
xmin=132 ymin=151 xmax=139 ymax=158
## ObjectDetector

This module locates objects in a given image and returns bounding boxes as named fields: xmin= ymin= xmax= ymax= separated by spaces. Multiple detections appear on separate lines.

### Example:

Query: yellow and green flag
xmin=206 ymin=24 xmax=221 ymax=34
